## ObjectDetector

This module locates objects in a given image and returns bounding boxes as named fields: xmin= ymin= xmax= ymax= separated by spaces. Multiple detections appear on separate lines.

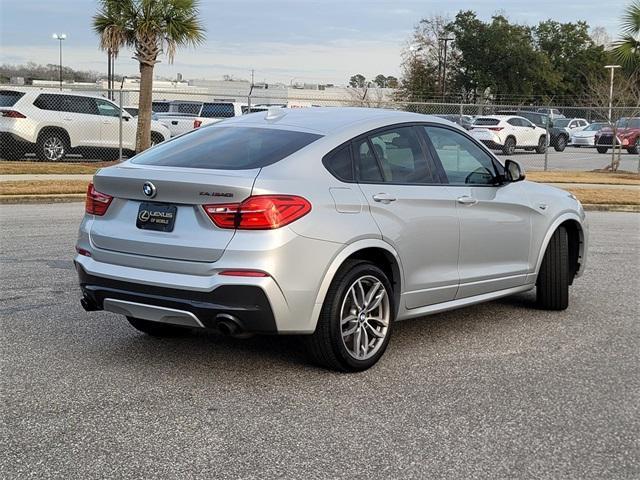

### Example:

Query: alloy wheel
xmin=43 ymin=136 xmax=65 ymax=161
xmin=340 ymin=275 xmax=390 ymax=360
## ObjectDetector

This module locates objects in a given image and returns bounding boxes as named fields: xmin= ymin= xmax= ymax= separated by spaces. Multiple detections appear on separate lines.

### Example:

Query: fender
xmin=309 ymin=238 xmax=404 ymax=330
xmin=530 ymin=211 xmax=587 ymax=283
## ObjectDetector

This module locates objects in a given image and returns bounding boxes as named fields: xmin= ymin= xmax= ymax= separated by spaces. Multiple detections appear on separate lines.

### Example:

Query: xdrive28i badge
xmin=142 ymin=181 xmax=157 ymax=198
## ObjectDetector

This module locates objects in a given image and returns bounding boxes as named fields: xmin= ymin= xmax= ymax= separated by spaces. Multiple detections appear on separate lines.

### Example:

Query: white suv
xmin=470 ymin=115 xmax=548 ymax=155
xmin=0 ymin=89 xmax=170 ymax=161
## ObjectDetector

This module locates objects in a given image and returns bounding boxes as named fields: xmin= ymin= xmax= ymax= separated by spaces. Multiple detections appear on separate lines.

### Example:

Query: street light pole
xmin=605 ymin=65 xmax=621 ymax=122
xmin=439 ymin=37 xmax=453 ymax=101
xmin=52 ymin=33 xmax=67 ymax=90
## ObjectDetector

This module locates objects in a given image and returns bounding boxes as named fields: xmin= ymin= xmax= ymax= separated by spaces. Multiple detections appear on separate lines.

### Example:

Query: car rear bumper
xmin=76 ymin=262 xmax=278 ymax=333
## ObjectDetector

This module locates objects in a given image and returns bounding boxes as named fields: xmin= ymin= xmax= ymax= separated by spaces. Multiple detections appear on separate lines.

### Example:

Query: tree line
xmin=350 ymin=5 xmax=639 ymax=107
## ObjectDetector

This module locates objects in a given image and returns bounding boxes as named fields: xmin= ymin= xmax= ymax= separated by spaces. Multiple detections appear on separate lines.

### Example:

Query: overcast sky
xmin=0 ymin=0 xmax=629 ymax=84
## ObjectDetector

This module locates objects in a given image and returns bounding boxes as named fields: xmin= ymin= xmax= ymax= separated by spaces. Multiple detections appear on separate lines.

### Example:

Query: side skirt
xmin=396 ymin=283 xmax=535 ymax=321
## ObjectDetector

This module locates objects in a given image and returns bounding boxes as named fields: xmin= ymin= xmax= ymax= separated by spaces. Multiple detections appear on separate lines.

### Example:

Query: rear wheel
xmin=502 ymin=137 xmax=516 ymax=155
xmin=127 ymin=316 xmax=190 ymax=337
xmin=536 ymin=226 xmax=569 ymax=310
xmin=150 ymin=132 xmax=164 ymax=146
xmin=306 ymin=260 xmax=394 ymax=372
xmin=536 ymin=135 xmax=547 ymax=154
xmin=36 ymin=130 xmax=68 ymax=161
xmin=597 ymin=146 xmax=608 ymax=154
xmin=553 ymin=135 xmax=567 ymax=152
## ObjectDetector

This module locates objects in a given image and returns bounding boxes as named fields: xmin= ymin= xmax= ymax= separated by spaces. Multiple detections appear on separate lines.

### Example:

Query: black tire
xmin=627 ymin=138 xmax=639 ymax=155
xmin=150 ymin=132 xmax=164 ymax=146
xmin=306 ymin=260 xmax=395 ymax=372
xmin=36 ymin=130 xmax=68 ymax=161
xmin=127 ymin=316 xmax=190 ymax=337
xmin=536 ymin=226 xmax=569 ymax=310
xmin=502 ymin=137 xmax=516 ymax=155
xmin=536 ymin=135 xmax=547 ymax=154
xmin=553 ymin=135 xmax=567 ymax=152
xmin=596 ymin=146 xmax=608 ymax=154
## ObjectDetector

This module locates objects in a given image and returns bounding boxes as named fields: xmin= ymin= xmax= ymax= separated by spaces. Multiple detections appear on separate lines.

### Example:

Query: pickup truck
xmin=155 ymin=101 xmax=246 ymax=136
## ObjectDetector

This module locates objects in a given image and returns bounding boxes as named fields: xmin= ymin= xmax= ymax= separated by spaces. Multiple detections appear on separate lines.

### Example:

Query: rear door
xmin=423 ymin=125 xmax=533 ymax=298
xmin=355 ymin=125 xmax=460 ymax=308
xmin=89 ymin=125 xmax=323 ymax=262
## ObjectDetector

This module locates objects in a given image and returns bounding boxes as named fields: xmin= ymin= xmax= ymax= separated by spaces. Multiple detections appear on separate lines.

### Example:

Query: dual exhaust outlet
xmin=80 ymin=296 xmax=244 ymax=336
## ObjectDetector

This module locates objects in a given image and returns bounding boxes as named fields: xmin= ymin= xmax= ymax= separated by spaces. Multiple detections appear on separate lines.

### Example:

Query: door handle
xmin=372 ymin=193 xmax=396 ymax=204
xmin=457 ymin=195 xmax=478 ymax=206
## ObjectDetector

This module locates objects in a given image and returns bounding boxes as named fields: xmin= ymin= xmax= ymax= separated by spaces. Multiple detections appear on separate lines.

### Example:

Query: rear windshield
xmin=131 ymin=126 xmax=323 ymax=170
xmin=0 ymin=90 xmax=25 ymax=107
xmin=474 ymin=118 xmax=500 ymax=126
xmin=201 ymin=103 xmax=235 ymax=118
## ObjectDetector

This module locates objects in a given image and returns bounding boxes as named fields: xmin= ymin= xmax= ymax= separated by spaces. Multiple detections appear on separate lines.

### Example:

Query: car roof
xmin=221 ymin=107 xmax=450 ymax=134
xmin=475 ymin=115 xmax=519 ymax=120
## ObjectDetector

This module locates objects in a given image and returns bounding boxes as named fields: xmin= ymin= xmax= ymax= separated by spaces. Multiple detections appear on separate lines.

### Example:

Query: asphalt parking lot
xmin=1 ymin=203 xmax=639 ymax=479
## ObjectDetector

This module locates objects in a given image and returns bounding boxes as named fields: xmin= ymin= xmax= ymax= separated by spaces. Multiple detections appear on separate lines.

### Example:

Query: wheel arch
xmin=37 ymin=126 xmax=71 ymax=148
xmin=310 ymin=239 xmax=404 ymax=329
xmin=534 ymin=213 xmax=586 ymax=284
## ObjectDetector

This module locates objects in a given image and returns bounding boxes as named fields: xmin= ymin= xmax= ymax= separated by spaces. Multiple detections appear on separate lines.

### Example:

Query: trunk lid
xmin=90 ymin=164 xmax=257 ymax=262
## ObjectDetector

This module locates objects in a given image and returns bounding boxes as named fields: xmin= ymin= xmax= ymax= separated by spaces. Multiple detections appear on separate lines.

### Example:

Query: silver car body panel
xmin=77 ymin=107 xmax=588 ymax=333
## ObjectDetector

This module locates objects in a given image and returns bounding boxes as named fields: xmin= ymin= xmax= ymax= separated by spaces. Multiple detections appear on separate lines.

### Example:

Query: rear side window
xmin=0 ymin=90 xmax=25 ymax=106
xmin=33 ymin=94 xmax=98 ymax=115
xmin=323 ymin=146 xmax=353 ymax=181
xmin=367 ymin=127 xmax=436 ymax=184
xmin=131 ymin=126 xmax=322 ymax=170
xmin=201 ymin=103 xmax=235 ymax=118
xmin=474 ymin=118 xmax=500 ymax=126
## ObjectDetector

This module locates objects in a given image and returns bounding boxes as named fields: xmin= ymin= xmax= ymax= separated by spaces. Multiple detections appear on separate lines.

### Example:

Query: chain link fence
xmin=1 ymin=85 xmax=639 ymax=172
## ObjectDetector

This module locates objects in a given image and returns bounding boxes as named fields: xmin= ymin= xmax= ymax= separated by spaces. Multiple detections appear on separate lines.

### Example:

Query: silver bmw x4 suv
xmin=76 ymin=107 xmax=588 ymax=371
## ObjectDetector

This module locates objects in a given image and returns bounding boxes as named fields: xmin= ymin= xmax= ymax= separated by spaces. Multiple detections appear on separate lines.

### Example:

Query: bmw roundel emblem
xmin=142 ymin=181 xmax=157 ymax=198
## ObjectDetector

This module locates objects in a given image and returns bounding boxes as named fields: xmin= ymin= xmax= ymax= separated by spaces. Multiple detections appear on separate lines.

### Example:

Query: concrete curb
xmin=582 ymin=204 xmax=640 ymax=213
xmin=0 ymin=194 xmax=85 ymax=204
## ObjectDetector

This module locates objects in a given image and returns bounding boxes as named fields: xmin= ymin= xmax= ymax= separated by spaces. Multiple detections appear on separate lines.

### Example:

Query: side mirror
xmin=123 ymin=115 xmax=130 ymax=122
xmin=504 ymin=159 xmax=525 ymax=182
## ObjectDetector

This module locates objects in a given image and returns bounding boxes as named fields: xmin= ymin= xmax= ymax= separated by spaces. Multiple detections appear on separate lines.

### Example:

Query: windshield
xmin=585 ymin=123 xmax=607 ymax=131
xmin=553 ymin=119 xmax=571 ymax=128
xmin=615 ymin=118 xmax=640 ymax=129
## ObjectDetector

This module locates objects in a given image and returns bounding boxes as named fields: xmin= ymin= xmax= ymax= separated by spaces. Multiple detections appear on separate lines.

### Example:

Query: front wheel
xmin=536 ymin=135 xmax=547 ymax=154
xmin=553 ymin=135 xmax=567 ymax=152
xmin=127 ymin=316 xmax=190 ymax=337
xmin=536 ymin=226 xmax=569 ymax=310
xmin=597 ymin=146 xmax=608 ymax=154
xmin=627 ymin=138 xmax=639 ymax=155
xmin=306 ymin=260 xmax=394 ymax=372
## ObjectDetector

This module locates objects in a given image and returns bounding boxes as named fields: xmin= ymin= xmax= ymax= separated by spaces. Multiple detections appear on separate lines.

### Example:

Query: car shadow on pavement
xmin=92 ymin=290 xmax=543 ymax=375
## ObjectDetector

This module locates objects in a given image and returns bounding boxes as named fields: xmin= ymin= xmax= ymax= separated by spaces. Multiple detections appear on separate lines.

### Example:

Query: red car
xmin=595 ymin=117 xmax=640 ymax=154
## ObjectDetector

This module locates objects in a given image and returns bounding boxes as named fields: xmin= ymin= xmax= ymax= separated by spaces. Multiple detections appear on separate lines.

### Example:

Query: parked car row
xmin=0 ymin=88 xmax=171 ymax=161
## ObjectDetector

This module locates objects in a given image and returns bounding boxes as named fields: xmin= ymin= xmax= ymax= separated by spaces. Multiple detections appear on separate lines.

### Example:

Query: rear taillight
xmin=194 ymin=119 xmax=202 ymax=128
xmin=85 ymin=182 xmax=113 ymax=216
xmin=203 ymin=195 xmax=311 ymax=230
xmin=1 ymin=110 xmax=26 ymax=118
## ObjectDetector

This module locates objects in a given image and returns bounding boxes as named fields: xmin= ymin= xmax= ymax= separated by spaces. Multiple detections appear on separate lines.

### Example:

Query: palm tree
xmin=613 ymin=1 xmax=640 ymax=72
xmin=93 ymin=0 xmax=205 ymax=152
